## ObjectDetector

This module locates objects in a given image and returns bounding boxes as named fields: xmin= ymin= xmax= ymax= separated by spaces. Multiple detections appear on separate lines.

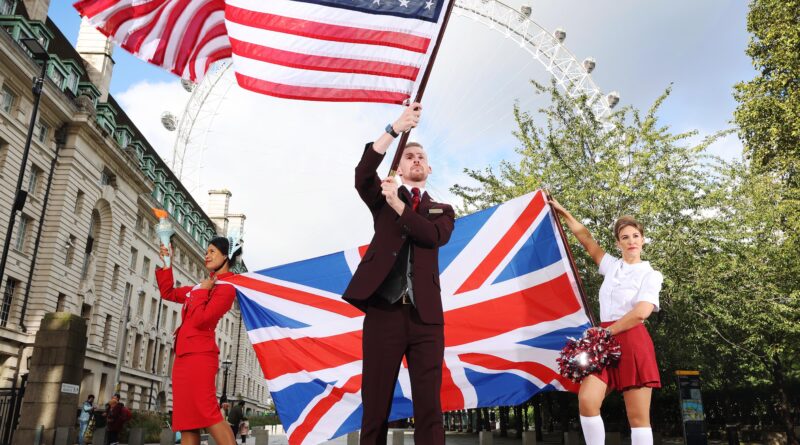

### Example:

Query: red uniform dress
xmin=155 ymin=267 xmax=236 ymax=431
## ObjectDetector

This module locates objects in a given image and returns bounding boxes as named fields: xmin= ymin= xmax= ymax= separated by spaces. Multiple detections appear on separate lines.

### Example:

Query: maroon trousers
xmin=360 ymin=300 xmax=445 ymax=445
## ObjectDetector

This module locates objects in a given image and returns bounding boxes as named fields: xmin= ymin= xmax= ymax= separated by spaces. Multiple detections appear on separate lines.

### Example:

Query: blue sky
xmin=47 ymin=1 xmax=758 ymax=267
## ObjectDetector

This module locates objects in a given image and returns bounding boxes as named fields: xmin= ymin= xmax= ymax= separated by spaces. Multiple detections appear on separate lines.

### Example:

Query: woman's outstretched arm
xmin=549 ymin=198 xmax=606 ymax=266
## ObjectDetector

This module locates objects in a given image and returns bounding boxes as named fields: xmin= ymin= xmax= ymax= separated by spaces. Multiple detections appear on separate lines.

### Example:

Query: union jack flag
xmin=227 ymin=190 xmax=591 ymax=444
xmin=74 ymin=0 xmax=453 ymax=103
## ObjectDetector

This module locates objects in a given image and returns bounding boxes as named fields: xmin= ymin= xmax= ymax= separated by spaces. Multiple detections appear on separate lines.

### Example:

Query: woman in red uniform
xmin=156 ymin=236 xmax=242 ymax=445
xmin=550 ymin=199 xmax=663 ymax=445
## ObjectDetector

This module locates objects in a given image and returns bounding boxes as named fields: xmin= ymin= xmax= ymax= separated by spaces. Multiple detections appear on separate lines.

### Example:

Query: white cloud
xmin=116 ymin=81 xmax=189 ymax=161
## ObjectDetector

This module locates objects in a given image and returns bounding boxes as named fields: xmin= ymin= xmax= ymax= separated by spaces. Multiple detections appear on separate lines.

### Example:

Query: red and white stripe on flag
xmin=73 ymin=0 xmax=231 ymax=82
xmin=74 ymin=0 xmax=452 ymax=104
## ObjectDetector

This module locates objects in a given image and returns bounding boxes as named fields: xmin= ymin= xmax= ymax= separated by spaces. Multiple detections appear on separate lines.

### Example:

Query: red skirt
xmin=594 ymin=322 xmax=661 ymax=391
xmin=172 ymin=353 xmax=223 ymax=431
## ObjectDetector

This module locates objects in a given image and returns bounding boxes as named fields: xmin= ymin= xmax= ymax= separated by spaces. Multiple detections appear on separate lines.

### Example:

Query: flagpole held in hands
xmin=544 ymin=190 xmax=597 ymax=327
xmin=388 ymin=0 xmax=458 ymax=177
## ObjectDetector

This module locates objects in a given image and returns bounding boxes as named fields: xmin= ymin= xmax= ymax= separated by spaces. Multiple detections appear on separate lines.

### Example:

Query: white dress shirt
xmin=400 ymin=183 xmax=427 ymax=198
xmin=598 ymin=253 xmax=663 ymax=322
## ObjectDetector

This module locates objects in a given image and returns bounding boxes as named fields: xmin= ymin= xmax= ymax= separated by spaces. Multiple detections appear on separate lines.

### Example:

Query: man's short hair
xmin=112 ymin=393 xmax=120 ymax=400
xmin=404 ymin=141 xmax=424 ymax=151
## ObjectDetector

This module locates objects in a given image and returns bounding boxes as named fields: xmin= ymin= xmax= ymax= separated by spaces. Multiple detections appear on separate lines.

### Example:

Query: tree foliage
xmin=451 ymin=81 xmax=799 ymax=437
xmin=452 ymin=81 xmax=725 ymax=320
xmin=733 ymin=0 xmax=800 ymax=184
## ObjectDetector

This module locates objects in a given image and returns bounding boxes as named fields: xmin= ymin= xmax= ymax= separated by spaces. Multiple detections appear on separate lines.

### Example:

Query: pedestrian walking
xmin=78 ymin=394 xmax=95 ymax=445
xmin=105 ymin=394 xmax=132 ymax=445
xmin=227 ymin=401 xmax=245 ymax=439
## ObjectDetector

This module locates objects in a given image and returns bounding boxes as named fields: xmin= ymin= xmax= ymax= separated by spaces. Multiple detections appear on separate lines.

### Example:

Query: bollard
xmin=128 ymin=427 xmax=145 ymax=445
xmin=479 ymin=430 xmax=494 ymax=445
xmin=563 ymin=431 xmax=580 ymax=445
xmin=725 ymin=425 xmax=740 ymax=445
xmin=54 ymin=426 xmax=71 ymax=445
xmin=34 ymin=425 xmax=44 ymax=445
xmin=763 ymin=432 xmax=787 ymax=445
xmin=391 ymin=429 xmax=405 ymax=445
xmin=254 ymin=429 xmax=269 ymax=445
xmin=160 ymin=427 xmax=174 ymax=445
xmin=522 ymin=431 xmax=537 ymax=445
xmin=92 ymin=427 xmax=107 ymax=445
xmin=346 ymin=431 xmax=360 ymax=445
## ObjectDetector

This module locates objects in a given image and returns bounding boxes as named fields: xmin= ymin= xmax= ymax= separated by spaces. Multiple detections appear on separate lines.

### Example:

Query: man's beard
xmin=404 ymin=166 xmax=427 ymax=182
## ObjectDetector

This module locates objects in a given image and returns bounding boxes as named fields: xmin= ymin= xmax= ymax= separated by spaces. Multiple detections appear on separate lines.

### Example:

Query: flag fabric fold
xmin=74 ymin=0 xmax=453 ymax=103
xmin=228 ymin=190 xmax=591 ymax=445
xmin=73 ymin=0 xmax=231 ymax=83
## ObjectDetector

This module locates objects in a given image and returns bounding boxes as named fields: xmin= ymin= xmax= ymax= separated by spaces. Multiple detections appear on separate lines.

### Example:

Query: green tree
xmin=452 ymin=81 xmax=724 ymax=326
xmin=733 ymin=0 xmax=800 ymax=184
xmin=732 ymin=3 xmax=800 ymax=440
xmin=452 ymin=81 xmax=799 ymax=439
xmin=687 ymin=161 xmax=800 ymax=443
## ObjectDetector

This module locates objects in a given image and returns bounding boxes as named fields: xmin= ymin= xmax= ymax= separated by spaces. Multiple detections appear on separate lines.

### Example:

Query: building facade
xmin=0 ymin=0 xmax=269 ymax=416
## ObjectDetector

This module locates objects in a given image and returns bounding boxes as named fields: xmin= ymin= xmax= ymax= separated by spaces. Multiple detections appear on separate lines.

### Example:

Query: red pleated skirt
xmin=594 ymin=322 xmax=661 ymax=391
xmin=171 ymin=352 xmax=223 ymax=431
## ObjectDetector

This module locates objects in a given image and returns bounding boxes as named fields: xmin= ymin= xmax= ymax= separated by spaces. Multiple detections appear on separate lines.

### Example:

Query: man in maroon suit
xmin=343 ymin=102 xmax=455 ymax=445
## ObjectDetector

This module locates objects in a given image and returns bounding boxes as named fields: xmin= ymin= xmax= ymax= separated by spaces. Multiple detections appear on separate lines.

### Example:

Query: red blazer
xmin=155 ymin=268 xmax=236 ymax=357
xmin=342 ymin=144 xmax=455 ymax=324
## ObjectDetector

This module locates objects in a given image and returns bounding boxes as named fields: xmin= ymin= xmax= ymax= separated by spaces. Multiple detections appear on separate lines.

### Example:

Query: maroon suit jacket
xmin=342 ymin=144 xmax=455 ymax=324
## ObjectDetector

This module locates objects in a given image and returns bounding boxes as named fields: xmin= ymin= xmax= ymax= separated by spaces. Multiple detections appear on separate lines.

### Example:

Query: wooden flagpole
xmin=388 ymin=0 xmax=458 ymax=176
xmin=545 ymin=190 xmax=597 ymax=327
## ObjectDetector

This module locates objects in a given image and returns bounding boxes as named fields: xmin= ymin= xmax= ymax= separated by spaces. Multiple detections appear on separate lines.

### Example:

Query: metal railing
xmin=0 ymin=375 xmax=27 ymax=445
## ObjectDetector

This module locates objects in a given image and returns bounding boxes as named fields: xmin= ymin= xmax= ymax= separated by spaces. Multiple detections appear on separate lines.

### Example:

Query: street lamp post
xmin=0 ymin=38 xmax=49 ymax=288
xmin=221 ymin=358 xmax=233 ymax=403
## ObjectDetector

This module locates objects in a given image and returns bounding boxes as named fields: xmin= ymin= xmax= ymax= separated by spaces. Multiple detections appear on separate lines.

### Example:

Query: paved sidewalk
xmin=144 ymin=429 xmax=701 ymax=445
xmin=170 ymin=431 xmax=538 ymax=445
xmin=156 ymin=430 xmax=687 ymax=445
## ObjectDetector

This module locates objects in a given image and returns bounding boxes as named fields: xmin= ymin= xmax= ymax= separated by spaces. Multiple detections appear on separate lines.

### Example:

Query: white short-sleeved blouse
xmin=598 ymin=253 xmax=663 ymax=322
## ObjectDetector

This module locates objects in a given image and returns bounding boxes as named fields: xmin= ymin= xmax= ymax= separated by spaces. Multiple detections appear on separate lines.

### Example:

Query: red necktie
xmin=411 ymin=187 xmax=421 ymax=212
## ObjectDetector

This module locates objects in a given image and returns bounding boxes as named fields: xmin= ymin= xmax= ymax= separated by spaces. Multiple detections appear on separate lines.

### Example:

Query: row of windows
xmin=1 ymin=278 xmax=17 ymax=328
xmin=1 ymin=85 xmax=14 ymax=113
xmin=127 ymin=331 xmax=174 ymax=375
xmin=0 ymin=277 xmax=265 ymax=402
xmin=134 ymin=210 xmax=207 ymax=279
xmin=3 ymin=13 xmax=93 ymax=101
xmin=5 ymin=74 xmax=205 ymax=256
xmin=0 ymin=0 xmax=14 ymax=15
xmin=1 ymin=85 xmax=51 ymax=144
xmin=1 ymin=19 xmax=220 ymax=264
xmin=4 ymin=161 xmax=62 ymax=254
xmin=151 ymin=189 xmax=213 ymax=247
xmin=6 ymin=166 xmax=42 ymax=253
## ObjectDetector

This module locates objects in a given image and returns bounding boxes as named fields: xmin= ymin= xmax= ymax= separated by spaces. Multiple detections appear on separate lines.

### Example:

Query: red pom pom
xmin=557 ymin=328 xmax=622 ymax=383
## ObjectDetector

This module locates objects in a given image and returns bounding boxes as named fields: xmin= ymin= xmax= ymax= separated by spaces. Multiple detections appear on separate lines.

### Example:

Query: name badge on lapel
xmin=428 ymin=208 xmax=443 ymax=214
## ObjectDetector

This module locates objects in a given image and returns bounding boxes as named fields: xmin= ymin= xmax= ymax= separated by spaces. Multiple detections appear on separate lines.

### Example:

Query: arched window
xmin=81 ymin=210 xmax=101 ymax=279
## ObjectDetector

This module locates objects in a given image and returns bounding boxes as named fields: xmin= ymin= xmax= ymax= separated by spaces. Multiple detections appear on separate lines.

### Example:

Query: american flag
xmin=74 ymin=0 xmax=452 ymax=103
xmin=73 ymin=0 xmax=231 ymax=82
xmin=226 ymin=190 xmax=590 ymax=445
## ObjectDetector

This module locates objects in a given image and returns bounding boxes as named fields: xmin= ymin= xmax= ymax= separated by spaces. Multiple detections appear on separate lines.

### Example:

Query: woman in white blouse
xmin=550 ymin=198 xmax=663 ymax=445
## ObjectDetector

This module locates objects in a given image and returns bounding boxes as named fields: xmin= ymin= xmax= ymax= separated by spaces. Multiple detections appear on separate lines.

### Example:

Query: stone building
xmin=0 ymin=0 xmax=270 ymax=419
